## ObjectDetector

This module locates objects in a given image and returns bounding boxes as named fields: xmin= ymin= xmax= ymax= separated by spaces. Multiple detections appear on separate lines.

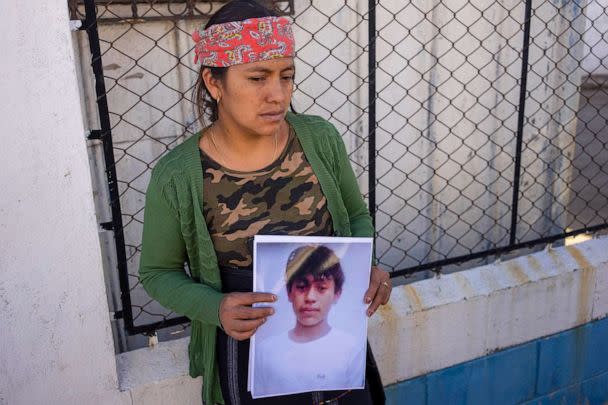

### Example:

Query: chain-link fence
xmin=72 ymin=0 xmax=608 ymax=351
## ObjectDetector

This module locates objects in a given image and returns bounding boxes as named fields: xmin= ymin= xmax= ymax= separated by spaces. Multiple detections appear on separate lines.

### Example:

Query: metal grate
xmin=69 ymin=0 xmax=294 ymax=22
xmin=75 ymin=0 xmax=608 ymax=347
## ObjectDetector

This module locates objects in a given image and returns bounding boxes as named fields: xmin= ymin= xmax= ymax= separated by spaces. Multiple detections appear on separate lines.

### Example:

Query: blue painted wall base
xmin=384 ymin=316 xmax=608 ymax=405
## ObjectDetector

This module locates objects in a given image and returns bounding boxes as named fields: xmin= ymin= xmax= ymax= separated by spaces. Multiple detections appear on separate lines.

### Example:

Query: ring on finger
xmin=380 ymin=281 xmax=391 ymax=289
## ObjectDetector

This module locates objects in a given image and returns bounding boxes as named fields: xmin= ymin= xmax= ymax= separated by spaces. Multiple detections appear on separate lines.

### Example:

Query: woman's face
xmin=206 ymin=57 xmax=295 ymax=137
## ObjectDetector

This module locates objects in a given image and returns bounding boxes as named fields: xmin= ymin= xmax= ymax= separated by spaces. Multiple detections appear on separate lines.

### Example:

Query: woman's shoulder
xmin=286 ymin=112 xmax=340 ymax=139
xmin=150 ymin=133 xmax=200 ymax=185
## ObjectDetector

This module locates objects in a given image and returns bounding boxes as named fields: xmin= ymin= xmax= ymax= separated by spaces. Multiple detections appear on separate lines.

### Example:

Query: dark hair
xmin=193 ymin=0 xmax=278 ymax=125
xmin=285 ymin=246 xmax=345 ymax=295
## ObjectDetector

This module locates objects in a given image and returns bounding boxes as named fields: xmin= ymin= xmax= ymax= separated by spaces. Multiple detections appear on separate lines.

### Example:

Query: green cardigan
xmin=139 ymin=112 xmax=375 ymax=404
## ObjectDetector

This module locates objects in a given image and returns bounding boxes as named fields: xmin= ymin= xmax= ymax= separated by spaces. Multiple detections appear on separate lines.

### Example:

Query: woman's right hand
xmin=219 ymin=292 xmax=276 ymax=341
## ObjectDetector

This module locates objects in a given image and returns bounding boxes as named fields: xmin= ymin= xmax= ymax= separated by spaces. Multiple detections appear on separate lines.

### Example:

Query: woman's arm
xmin=330 ymin=126 xmax=375 ymax=239
xmin=139 ymin=174 xmax=223 ymax=326
xmin=139 ymin=172 xmax=275 ymax=336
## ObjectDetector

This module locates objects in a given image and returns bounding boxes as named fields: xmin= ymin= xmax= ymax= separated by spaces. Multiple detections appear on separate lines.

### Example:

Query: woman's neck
xmin=203 ymin=119 xmax=288 ymax=172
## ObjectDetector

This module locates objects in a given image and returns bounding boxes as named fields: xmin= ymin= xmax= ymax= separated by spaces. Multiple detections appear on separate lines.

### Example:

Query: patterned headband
xmin=192 ymin=16 xmax=295 ymax=67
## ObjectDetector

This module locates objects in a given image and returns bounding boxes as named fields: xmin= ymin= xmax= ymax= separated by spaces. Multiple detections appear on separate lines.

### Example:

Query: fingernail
xmin=272 ymin=294 xmax=278 ymax=301
xmin=365 ymin=296 xmax=372 ymax=304
xmin=367 ymin=309 xmax=372 ymax=317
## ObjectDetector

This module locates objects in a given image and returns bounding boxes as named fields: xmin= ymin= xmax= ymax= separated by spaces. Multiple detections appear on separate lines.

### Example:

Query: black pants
xmin=215 ymin=266 xmax=385 ymax=405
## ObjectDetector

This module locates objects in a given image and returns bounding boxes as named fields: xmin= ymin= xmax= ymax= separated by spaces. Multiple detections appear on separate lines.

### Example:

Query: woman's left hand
xmin=364 ymin=265 xmax=392 ymax=316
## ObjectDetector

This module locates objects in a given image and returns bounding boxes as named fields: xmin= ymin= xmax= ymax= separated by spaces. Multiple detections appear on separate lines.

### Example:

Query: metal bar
xmin=87 ymin=129 xmax=107 ymax=140
xmin=83 ymin=0 xmax=135 ymax=334
xmin=129 ymin=316 xmax=190 ymax=335
xmin=390 ymin=223 xmax=608 ymax=278
xmin=368 ymin=0 xmax=376 ymax=228
xmin=80 ymin=0 xmax=231 ymax=4
xmin=70 ymin=19 xmax=85 ymax=31
xmin=509 ymin=0 xmax=533 ymax=245
xmin=130 ymin=0 xmax=139 ymax=18
xmin=186 ymin=0 xmax=195 ymax=16
xmin=90 ymin=11 xmax=292 ymax=24
xmin=91 ymin=15 xmax=210 ymax=24
xmin=73 ymin=0 xmax=294 ymax=22
xmin=100 ymin=221 xmax=114 ymax=231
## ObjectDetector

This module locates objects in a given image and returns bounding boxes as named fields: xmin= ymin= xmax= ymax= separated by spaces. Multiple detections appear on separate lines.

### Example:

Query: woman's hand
xmin=364 ymin=266 xmax=392 ymax=316
xmin=219 ymin=292 xmax=276 ymax=341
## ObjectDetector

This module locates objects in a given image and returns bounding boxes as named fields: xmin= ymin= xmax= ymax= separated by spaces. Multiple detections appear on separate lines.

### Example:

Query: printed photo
xmin=248 ymin=235 xmax=373 ymax=398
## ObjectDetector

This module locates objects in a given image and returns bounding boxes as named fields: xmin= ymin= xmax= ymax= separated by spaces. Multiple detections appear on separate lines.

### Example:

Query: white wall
xmin=0 ymin=1 xmax=128 ymax=404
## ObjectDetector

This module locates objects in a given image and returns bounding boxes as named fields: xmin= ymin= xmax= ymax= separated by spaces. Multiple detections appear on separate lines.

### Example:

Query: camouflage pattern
xmin=201 ymin=126 xmax=333 ymax=268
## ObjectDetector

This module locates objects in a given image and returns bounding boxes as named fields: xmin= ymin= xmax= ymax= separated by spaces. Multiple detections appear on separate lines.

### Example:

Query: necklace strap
xmin=208 ymin=125 xmax=279 ymax=168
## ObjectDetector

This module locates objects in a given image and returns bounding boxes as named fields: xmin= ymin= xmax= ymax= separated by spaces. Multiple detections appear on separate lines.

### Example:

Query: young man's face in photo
xmin=288 ymin=273 xmax=341 ymax=327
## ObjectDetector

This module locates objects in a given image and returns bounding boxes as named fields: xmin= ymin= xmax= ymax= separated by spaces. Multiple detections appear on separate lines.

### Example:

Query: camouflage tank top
xmin=201 ymin=126 xmax=333 ymax=268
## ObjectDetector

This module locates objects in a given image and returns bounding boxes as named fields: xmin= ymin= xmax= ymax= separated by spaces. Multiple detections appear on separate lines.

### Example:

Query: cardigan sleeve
xmin=330 ymin=125 xmax=375 ymax=239
xmin=138 ymin=173 xmax=223 ymax=326
xmin=328 ymin=123 xmax=378 ymax=265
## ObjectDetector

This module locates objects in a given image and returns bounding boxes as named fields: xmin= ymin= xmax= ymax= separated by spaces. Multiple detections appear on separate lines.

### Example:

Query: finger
xmin=368 ymin=278 xmax=392 ymax=316
xmin=235 ymin=305 xmax=275 ymax=320
xmin=231 ymin=317 xmax=267 ymax=333
xmin=235 ymin=292 xmax=278 ymax=306
xmin=230 ymin=320 xmax=267 ymax=341
xmin=364 ymin=278 xmax=380 ymax=304
xmin=367 ymin=290 xmax=385 ymax=317
xmin=364 ymin=286 xmax=378 ymax=304
xmin=235 ymin=328 xmax=258 ymax=341
xmin=364 ymin=266 xmax=385 ymax=303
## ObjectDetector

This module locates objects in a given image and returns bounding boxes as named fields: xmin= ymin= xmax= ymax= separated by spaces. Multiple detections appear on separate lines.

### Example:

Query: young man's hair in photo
xmin=285 ymin=245 xmax=345 ymax=294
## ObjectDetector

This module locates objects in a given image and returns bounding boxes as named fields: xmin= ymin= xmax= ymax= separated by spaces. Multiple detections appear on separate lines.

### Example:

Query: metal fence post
xmin=509 ymin=0 xmax=533 ymax=246
xmin=83 ymin=0 xmax=134 ymax=334
xmin=368 ymin=0 xmax=377 ymax=230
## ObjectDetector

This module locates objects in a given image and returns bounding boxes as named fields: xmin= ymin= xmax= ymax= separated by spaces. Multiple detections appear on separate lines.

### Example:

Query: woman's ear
xmin=202 ymin=67 xmax=222 ymax=102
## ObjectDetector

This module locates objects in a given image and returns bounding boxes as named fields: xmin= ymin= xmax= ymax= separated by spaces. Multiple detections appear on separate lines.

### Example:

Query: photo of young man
xmin=252 ymin=243 xmax=367 ymax=398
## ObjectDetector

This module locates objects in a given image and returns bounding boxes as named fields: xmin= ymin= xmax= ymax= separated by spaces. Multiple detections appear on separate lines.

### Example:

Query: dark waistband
xmin=219 ymin=265 xmax=253 ymax=293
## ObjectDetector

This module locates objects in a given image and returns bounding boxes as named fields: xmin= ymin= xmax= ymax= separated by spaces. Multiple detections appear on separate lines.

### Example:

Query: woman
xmin=139 ymin=1 xmax=392 ymax=404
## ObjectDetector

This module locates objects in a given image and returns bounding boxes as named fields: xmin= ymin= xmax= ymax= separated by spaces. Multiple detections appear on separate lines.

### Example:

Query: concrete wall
xmin=0 ymin=1 xmax=128 ymax=404
xmin=371 ymin=237 xmax=608 ymax=386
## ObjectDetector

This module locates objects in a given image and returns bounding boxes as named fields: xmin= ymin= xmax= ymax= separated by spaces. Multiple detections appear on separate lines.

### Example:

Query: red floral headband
xmin=192 ymin=16 xmax=295 ymax=67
